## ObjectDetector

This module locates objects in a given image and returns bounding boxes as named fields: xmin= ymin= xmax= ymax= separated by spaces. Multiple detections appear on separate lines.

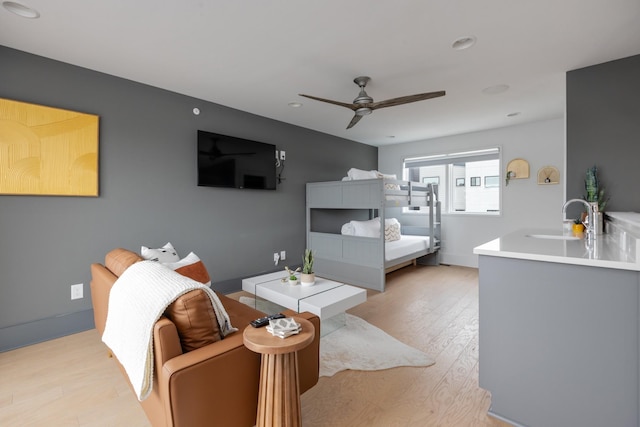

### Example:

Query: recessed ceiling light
xmin=507 ymin=112 xmax=521 ymax=117
xmin=482 ymin=84 xmax=510 ymax=95
xmin=452 ymin=36 xmax=476 ymax=50
xmin=2 ymin=1 xmax=40 ymax=18
xmin=288 ymin=102 xmax=302 ymax=108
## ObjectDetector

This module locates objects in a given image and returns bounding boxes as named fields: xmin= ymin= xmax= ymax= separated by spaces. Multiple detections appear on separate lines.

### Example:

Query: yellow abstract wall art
xmin=0 ymin=98 xmax=99 ymax=196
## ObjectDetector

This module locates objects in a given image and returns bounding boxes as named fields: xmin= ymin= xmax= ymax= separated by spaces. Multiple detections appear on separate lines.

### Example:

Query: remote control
xmin=250 ymin=313 xmax=286 ymax=328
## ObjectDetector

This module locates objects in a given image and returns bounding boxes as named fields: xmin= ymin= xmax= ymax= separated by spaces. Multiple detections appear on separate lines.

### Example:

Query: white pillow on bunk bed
xmin=351 ymin=218 xmax=380 ymax=238
xmin=385 ymin=221 xmax=401 ymax=242
xmin=375 ymin=172 xmax=401 ymax=190
xmin=341 ymin=168 xmax=401 ymax=190
xmin=340 ymin=222 xmax=355 ymax=235
xmin=341 ymin=217 xmax=402 ymax=242
xmin=344 ymin=168 xmax=379 ymax=180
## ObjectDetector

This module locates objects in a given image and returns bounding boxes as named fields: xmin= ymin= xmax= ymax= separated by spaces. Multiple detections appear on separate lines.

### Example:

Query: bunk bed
xmin=306 ymin=176 xmax=441 ymax=292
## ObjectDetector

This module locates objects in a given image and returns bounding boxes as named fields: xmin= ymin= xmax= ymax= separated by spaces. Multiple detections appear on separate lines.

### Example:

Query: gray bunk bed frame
xmin=306 ymin=178 xmax=441 ymax=292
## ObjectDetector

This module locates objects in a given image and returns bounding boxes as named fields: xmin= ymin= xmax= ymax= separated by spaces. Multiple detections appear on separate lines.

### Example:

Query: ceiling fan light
xmin=354 ymin=95 xmax=373 ymax=105
xmin=355 ymin=107 xmax=372 ymax=116
xmin=452 ymin=36 xmax=476 ymax=50
xmin=2 ymin=1 xmax=39 ymax=18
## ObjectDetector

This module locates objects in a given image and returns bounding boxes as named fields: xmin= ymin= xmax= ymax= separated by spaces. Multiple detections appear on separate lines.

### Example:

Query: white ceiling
xmin=2 ymin=1 xmax=640 ymax=146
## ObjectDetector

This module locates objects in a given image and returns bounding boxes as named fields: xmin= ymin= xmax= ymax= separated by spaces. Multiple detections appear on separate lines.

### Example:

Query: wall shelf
xmin=537 ymin=166 xmax=559 ymax=185
xmin=506 ymin=158 xmax=529 ymax=180
xmin=505 ymin=158 xmax=529 ymax=185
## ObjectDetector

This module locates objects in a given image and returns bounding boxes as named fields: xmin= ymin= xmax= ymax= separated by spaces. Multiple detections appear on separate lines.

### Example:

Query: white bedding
xmin=385 ymin=235 xmax=431 ymax=262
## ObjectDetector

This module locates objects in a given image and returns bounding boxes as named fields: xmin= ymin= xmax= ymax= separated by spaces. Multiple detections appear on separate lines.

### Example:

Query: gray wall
xmin=567 ymin=54 xmax=640 ymax=212
xmin=0 ymin=45 xmax=377 ymax=351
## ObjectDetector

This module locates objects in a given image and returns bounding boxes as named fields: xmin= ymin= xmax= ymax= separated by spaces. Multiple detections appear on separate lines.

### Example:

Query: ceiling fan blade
xmin=346 ymin=114 xmax=363 ymax=129
xmin=299 ymin=94 xmax=356 ymax=110
xmin=371 ymin=90 xmax=446 ymax=110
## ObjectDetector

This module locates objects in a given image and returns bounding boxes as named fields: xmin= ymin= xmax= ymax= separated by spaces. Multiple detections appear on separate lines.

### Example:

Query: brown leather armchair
xmin=90 ymin=248 xmax=320 ymax=427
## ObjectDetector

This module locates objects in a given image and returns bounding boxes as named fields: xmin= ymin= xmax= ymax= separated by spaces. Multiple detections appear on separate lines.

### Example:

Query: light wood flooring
xmin=0 ymin=264 xmax=509 ymax=427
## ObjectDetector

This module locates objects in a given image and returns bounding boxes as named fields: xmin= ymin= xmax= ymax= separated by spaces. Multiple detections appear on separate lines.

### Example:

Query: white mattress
xmin=385 ymin=235 xmax=431 ymax=262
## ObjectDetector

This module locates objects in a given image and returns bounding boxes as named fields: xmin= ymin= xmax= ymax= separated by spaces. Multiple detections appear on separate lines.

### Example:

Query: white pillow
xmin=342 ymin=217 xmax=400 ymax=239
xmin=375 ymin=172 xmax=401 ymax=190
xmin=164 ymin=252 xmax=212 ymax=287
xmin=385 ymin=217 xmax=400 ymax=226
xmin=376 ymin=171 xmax=397 ymax=180
xmin=350 ymin=218 xmax=381 ymax=238
xmin=385 ymin=222 xmax=401 ymax=242
xmin=347 ymin=168 xmax=379 ymax=180
xmin=140 ymin=242 xmax=180 ymax=263
xmin=341 ymin=222 xmax=355 ymax=235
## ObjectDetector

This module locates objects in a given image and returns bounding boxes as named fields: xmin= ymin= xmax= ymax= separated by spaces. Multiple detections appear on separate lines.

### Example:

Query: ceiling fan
xmin=299 ymin=76 xmax=445 ymax=129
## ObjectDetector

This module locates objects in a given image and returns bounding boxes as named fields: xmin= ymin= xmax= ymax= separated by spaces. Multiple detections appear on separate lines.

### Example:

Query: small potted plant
xmin=300 ymin=249 xmax=315 ymax=286
xmin=284 ymin=266 xmax=300 ymax=285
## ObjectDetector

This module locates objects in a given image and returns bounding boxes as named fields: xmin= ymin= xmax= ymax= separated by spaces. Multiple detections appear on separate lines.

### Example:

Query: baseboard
xmin=440 ymin=252 xmax=478 ymax=268
xmin=212 ymin=276 xmax=243 ymax=294
xmin=0 ymin=276 xmax=248 ymax=353
xmin=0 ymin=309 xmax=95 ymax=353
xmin=486 ymin=409 xmax=525 ymax=427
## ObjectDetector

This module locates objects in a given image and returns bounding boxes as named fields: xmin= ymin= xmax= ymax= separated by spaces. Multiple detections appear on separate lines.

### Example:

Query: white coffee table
xmin=242 ymin=271 xmax=366 ymax=335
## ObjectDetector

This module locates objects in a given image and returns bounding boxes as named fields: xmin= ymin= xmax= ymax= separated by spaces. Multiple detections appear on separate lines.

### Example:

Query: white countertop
xmin=473 ymin=228 xmax=640 ymax=271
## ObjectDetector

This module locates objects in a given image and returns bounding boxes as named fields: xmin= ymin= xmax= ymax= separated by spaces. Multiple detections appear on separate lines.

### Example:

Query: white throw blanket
xmin=102 ymin=260 xmax=236 ymax=401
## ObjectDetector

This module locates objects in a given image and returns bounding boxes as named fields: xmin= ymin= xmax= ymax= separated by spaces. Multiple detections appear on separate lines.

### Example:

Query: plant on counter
xmin=583 ymin=164 xmax=609 ymax=212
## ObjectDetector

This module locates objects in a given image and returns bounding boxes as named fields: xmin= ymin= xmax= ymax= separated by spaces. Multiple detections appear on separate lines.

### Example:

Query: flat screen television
xmin=197 ymin=130 xmax=277 ymax=190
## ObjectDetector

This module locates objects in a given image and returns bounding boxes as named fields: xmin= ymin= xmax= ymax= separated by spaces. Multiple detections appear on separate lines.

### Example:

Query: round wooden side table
xmin=243 ymin=317 xmax=315 ymax=427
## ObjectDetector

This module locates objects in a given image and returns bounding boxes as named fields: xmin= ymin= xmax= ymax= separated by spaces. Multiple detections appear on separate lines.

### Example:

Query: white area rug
xmin=239 ymin=297 xmax=435 ymax=377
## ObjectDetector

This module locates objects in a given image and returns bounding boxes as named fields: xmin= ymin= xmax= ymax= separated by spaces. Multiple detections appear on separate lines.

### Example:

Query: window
xmin=484 ymin=176 xmax=499 ymax=188
xmin=422 ymin=177 xmax=439 ymax=185
xmin=403 ymin=148 xmax=500 ymax=214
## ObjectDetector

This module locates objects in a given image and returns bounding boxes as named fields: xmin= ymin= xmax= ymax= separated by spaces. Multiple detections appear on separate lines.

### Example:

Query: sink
xmin=526 ymin=234 xmax=580 ymax=241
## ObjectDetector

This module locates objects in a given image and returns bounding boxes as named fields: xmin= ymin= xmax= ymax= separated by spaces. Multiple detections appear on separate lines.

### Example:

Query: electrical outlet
xmin=273 ymin=252 xmax=280 ymax=264
xmin=280 ymin=250 xmax=286 ymax=261
xmin=71 ymin=283 xmax=83 ymax=300
xmin=280 ymin=150 xmax=286 ymax=160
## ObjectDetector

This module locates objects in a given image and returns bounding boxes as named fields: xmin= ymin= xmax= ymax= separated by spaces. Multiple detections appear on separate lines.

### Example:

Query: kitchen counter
xmin=473 ymin=227 xmax=640 ymax=270
xmin=475 ymin=224 xmax=640 ymax=427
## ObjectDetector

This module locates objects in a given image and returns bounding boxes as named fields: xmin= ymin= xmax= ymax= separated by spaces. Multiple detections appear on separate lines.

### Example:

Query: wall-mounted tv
xmin=197 ymin=130 xmax=277 ymax=190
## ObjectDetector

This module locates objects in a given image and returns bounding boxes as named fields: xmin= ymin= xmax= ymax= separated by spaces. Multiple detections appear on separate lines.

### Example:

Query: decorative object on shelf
xmin=505 ymin=171 xmax=515 ymax=186
xmin=537 ymin=166 xmax=560 ymax=185
xmin=300 ymin=249 xmax=315 ymax=286
xmin=572 ymin=218 xmax=585 ymax=234
xmin=505 ymin=159 xmax=529 ymax=186
xmin=283 ymin=266 xmax=300 ymax=285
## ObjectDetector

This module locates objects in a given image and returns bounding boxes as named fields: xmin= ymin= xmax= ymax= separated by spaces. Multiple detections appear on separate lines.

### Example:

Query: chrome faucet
xmin=562 ymin=198 xmax=597 ymax=237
